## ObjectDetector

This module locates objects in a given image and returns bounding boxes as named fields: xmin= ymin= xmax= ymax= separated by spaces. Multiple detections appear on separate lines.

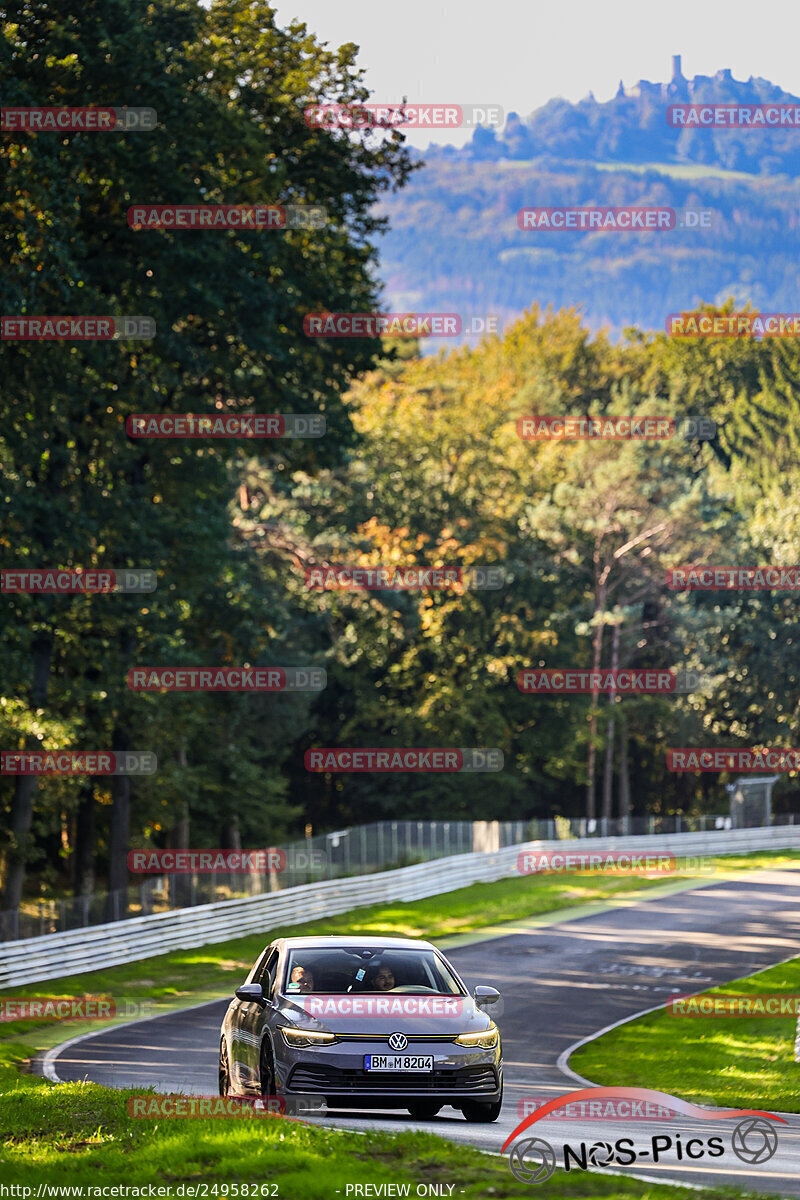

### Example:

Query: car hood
xmin=275 ymin=992 xmax=495 ymax=1036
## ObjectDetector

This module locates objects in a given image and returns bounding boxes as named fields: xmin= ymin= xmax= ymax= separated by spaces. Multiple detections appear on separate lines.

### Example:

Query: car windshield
xmin=281 ymin=947 xmax=463 ymax=996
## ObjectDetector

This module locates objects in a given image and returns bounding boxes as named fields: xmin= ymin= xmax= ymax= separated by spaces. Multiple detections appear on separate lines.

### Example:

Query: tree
xmin=0 ymin=0 xmax=414 ymax=907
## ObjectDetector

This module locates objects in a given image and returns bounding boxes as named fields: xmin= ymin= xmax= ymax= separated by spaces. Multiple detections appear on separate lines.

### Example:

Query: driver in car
xmin=371 ymin=965 xmax=396 ymax=991
xmin=289 ymin=966 xmax=315 ymax=993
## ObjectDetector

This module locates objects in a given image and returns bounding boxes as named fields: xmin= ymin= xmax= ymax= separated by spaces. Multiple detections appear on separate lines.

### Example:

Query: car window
xmin=256 ymin=948 xmax=280 ymax=994
xmin=247 ymin=947 xmax=271 ymax=985
xmin=281 ymin=947 xmax=463 ymax=995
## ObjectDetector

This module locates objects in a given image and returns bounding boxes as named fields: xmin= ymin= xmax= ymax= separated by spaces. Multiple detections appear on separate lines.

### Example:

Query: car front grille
xmin=332 ymin=1034 xmax=457 ymax=1043
xmin=287 ymin=1063 xmax=498 ymax=1094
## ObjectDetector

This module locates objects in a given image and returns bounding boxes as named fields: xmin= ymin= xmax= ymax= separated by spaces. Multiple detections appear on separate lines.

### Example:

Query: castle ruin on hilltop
xmin=615 ymin=55 xmax=739 ymax=101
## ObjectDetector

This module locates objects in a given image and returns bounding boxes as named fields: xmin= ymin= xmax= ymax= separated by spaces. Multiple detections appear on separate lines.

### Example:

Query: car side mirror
xmin=473 ymin=985 xmax=501 ymax=1009
xmin=236 ymin=983 xmax=266 ymax=1006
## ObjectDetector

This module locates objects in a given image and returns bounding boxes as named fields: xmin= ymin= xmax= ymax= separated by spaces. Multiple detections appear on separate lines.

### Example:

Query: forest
xmin=2 ymin=1 xmax=799 ymax=910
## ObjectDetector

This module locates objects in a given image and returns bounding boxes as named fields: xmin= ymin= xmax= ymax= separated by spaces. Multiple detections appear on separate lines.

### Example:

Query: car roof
xmin=276 ymin=935 xmax=437 ymax=951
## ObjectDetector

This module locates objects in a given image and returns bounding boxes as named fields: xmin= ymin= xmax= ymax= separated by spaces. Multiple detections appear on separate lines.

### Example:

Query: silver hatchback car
xmin=219 ymin=935 xmax=503 ymax=1121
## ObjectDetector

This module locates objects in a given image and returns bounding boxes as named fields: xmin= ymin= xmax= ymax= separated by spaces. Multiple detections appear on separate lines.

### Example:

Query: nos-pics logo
xmin=503 ymin=1089 xmax=783 ymax=1185
xmin=509 ymin=1123 xmax=779 ymax=1184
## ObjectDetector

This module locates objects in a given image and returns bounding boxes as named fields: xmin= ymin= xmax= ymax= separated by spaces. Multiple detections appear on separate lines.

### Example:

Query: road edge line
xmin=39 ymin=994 xmax=228 ymax=1083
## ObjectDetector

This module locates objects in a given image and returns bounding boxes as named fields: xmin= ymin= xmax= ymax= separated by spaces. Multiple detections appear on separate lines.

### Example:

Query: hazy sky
xmin=273 ymin=0 xmax=800 ymax=147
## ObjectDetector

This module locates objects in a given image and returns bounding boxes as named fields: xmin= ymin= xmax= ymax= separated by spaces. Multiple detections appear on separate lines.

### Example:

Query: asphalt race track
xmin=44 ymin=868 xmax=800 ymax=1195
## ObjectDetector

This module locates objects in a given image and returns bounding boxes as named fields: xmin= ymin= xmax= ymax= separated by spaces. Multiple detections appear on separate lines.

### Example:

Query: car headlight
xmin=280 ymin=1026 xmax=338 ymax=1048
xmin=454 ymin=1024 xmax=498 ymax=1048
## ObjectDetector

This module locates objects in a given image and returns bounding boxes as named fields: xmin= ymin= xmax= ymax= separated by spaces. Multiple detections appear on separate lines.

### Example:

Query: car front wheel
xmin=407 ymin=1102 xmax=442 ymax=1119
xmin=259 ymin=1039 xmax=276 ymax=1097
xmin=460 ymin=1096 xmax=502 ymax=1123
xmin=219 ymin=1038 xmax=231 ymax=1097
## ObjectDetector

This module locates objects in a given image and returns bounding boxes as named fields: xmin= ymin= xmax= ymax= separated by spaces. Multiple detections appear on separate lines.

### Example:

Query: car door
xmin=241 ymin=946 xmax=280 ymax=1091
xmin=228 ymin=945 xmax=277 ymax=1093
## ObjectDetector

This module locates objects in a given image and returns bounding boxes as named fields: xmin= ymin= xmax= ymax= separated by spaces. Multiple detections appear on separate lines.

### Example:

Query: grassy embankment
xmin=571 ymin=955 xmax=800 ymax=1113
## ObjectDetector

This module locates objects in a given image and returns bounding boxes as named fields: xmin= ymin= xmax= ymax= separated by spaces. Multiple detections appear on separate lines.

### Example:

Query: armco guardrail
xmin=1 ymin=825 xmax=798 ymax=988
xmin=0 ymin=818 xmax=528 ymax=941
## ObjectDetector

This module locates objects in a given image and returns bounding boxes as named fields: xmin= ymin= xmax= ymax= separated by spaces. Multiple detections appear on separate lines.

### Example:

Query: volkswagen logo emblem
xmin=731 ymin=1117 xmax=779 ymax=1164
xmin=508 ymin=1137 xmax=556 ymax=1184
xmin=388 ymin=1032 xmax=408 ymax=1051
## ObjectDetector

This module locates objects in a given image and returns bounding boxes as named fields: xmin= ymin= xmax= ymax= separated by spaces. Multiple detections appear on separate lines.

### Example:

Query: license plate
xmin=364 ymin=1054 xmax=434 ymax=1072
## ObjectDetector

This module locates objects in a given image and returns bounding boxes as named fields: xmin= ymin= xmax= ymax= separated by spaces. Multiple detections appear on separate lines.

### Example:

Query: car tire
xmin=407 ymin=1102 xmax=442 ymax=1119
xmin=460 ymin=1096 xmax=502 ymax=1123
xmin=259 ymin=1039 xmax=276 ymax=1098
xmin=219 ymin=1038 xmax=231 ymax=1097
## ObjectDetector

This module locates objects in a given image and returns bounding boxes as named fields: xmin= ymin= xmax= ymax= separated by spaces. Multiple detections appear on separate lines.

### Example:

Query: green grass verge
xmin=0 ymin=1062 xmax=761 ymax=1200
xmin=1 ymin=850 xmax=797 ymax=1192
xmin=570 ymin=952 xmax=800 ymax=1114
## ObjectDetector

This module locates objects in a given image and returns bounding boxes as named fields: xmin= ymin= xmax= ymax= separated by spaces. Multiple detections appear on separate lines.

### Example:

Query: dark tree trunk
xmin=73 ymin=667 xmax=102 ymax=900
xmin=73 ymin=781 xmax=97 ymax=897
xmin=618 ymin=704 xmax=631 ymax=828
xmin=601 ymin=622 xmax=621 ymax=824
xmin=220 ymin=814 xmax=241 ymax=851
xmin=170 ymin=783 xmax=191 ymax=908
xmin=586 ymin=575 xmax=608 ymax=821
xmin=106 ymin=724 xmax=132 ymax=921
xmin=105 ymin=630 xmax=136 ymax=922
xmin=1 ymin=632 xmax=53 ymax=912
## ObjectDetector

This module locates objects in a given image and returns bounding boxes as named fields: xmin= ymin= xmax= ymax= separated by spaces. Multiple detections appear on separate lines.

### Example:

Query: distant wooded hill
xmin=375 ymin=61 xmax=800 ymax=343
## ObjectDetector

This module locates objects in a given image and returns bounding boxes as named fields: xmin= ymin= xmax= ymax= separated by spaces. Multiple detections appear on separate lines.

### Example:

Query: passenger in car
xmin=370 ymin=966 xmax=396 ymax=991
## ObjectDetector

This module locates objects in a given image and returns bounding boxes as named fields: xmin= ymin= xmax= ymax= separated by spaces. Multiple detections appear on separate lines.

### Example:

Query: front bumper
xmin=277 ymin=1038 xmax=502 ymax=1106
